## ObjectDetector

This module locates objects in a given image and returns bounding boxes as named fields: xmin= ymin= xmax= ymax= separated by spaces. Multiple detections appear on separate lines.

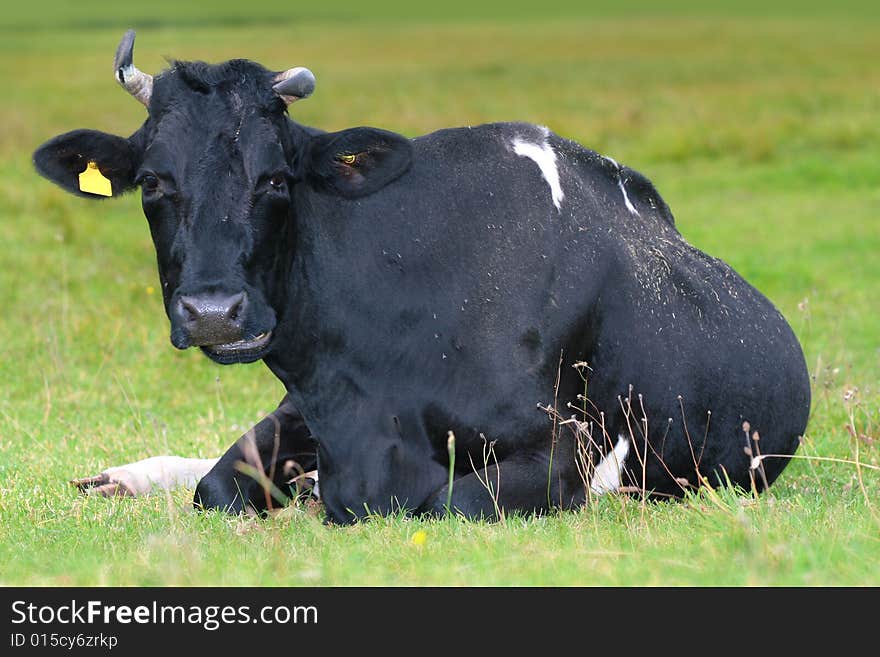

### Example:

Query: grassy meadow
xmin=0 ymin=2 xmax=878 ymax=586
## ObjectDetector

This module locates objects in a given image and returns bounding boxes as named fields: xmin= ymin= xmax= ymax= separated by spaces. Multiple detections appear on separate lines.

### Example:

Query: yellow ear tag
xmin=78 ymin=161 xmax=113 ymax=197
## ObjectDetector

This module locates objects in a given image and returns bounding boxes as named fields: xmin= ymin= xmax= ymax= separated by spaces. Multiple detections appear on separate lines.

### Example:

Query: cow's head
xmin=34 ymin=31 xmax=412 ymax=365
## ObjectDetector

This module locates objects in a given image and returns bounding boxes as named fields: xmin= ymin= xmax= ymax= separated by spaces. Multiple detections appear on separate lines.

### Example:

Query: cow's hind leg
xmin=193 ymin=394 xmax=318 ymax=515
xmin=418 ymin=450 xmax=585 ymax=521
xmin=419 ymin=437 xmax=631 ymax=521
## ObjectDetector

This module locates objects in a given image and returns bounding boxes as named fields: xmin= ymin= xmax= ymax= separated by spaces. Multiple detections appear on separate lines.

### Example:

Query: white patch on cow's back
xmin=603 ymin=156 xmax=640 ymax=216
xmin=589 ymin=435 xmax=630 ymax=495
xmin=101 ymin=456 xmax=220 ymax=495
xmin=511 ymin=128 xmax=564 ymax=212
xmin=618 ymin=178 xmax=639 ymax=216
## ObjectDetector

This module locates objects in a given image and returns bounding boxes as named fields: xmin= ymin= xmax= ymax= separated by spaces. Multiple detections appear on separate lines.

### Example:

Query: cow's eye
xmin=269 ymin=173 xmax=287 ymax=190
xmin=336 ymin=153 xmax=361 ymax=166
xmin=140 ymin=173 xmax=160 ymax=195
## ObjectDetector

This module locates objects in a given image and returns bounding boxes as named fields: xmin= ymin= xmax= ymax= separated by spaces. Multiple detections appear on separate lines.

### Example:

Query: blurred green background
xmin=0 ymin=1 xmax=877 ymax=585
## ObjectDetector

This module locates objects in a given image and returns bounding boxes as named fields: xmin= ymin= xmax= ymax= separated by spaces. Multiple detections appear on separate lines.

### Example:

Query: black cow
xmin=35 ymin=32 xmax=811 ymax=524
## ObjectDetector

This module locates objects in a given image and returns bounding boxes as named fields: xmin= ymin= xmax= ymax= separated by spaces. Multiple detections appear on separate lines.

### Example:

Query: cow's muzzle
xmin=170 ymin=291 xmax=274 ymax=363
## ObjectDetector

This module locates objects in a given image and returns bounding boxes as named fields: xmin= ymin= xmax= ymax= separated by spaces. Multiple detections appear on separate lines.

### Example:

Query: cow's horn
xmin=114 ymin=29 xmax=153 ymax=107
xmin=273 ymin=67 xmax=316 ymax=105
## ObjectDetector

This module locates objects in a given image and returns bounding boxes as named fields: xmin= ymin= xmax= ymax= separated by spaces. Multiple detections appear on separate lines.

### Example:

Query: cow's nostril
xmin=179 ymin=298 xmax=199 ymax=322
xmin=226 ymin=292 xmax=246 ymax=322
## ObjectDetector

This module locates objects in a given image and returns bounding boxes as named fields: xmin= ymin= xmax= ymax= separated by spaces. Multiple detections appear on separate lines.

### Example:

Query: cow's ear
xmin=304 ymin=127 xmax=412 ymax=198
xmin=33 ymin=129 xmax=140 ymax=199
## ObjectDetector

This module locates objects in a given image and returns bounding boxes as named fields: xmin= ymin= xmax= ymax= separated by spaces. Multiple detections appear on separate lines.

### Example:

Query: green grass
xmin=1 ymin=2 xmax=878 ymax=586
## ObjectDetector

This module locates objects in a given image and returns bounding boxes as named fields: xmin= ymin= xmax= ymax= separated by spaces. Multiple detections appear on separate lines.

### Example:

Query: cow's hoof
xmin=70 ymin=473 xmax=136 ymax=497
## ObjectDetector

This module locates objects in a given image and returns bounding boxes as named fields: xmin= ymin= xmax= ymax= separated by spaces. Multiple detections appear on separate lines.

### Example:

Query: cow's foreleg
xmin=193 ymin=394 xmax=318 ymax=514
xmin=72 ymin=455 xmax=220 ymax=497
